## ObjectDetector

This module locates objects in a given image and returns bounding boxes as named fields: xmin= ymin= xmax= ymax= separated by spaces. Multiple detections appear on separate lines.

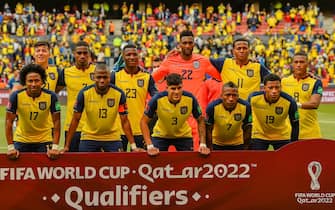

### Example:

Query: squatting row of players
xmin=5 ymin=30 xmax=323 ymax=160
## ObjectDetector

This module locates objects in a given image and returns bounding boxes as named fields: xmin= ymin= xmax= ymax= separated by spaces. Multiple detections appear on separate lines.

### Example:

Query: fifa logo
xmin=307 ymin=161 xmax=322 ymax=191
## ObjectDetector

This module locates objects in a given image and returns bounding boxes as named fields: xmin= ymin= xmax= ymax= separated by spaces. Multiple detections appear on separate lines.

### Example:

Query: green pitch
xmin=0 ymin=104 xmax=334 ymax=152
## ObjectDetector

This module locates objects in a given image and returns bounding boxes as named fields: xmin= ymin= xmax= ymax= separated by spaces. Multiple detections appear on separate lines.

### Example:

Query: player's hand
xmin=7 ymin=149 xmax=20 ymax=160
xmin=132 ymin=147 xmax=146 ymax=152
xmin=199 ymin=145 xmax=210 ymax=156
xmin=60 ymin=146 xmax=69 ymax=154
xmin=147 ymin=146 xmax=160 ymax=156
xmin=47 ymin=146 xmax=60 ymax=160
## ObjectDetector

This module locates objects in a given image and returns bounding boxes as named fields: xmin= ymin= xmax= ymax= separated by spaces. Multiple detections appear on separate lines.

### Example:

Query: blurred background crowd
xmin=0 ymin=1 xmax=335 ymax=88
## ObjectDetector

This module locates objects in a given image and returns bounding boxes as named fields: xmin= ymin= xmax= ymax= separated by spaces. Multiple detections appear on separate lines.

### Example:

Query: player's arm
xmin=204 ymin=58 xmax=223 ymax=81
xmin=148 ymin=75 xmax=158 ymax=96
xmin=120 ymin=114 xmax=143 ymax=152
xmin=209 ymin=57 xmax=226 ymax=73
xmin=152 ymin=59 xmax=170 ymax=83
xmin=299 ymin=80 xmax=323 ymax=109
xmin=55 ymin=67 xmax=64 ymax=93
xmin=260 ymin=64 xmax=271 ymax=82
xmin=55 ymin=68 xmax=65 ymax=93
xmin=62 ymin=90 xmax=84 ymax=152
xmin=205 ymin=103 xmax=215 ymax=150
xmin=242 ymin=102 xmax=252 ymax=149
xmin=140 ymin=96 xmax=159 ymax=156
xmin=63 ymin=112 xmax=82 ymax=152
xmin=110 ymin=71 xmax=116 ymax=85
xmin=289 ymin=101 xmax=300 ymax=141
xmin=48 ymin=93 xmax=61 ymax=159
xmin=5 ymin=92 xmax=20 ymax=160
xmin=192 ymin=95 xmax=210 ymax=155
xmin=118 ymin=90 xmax=144 ymax=152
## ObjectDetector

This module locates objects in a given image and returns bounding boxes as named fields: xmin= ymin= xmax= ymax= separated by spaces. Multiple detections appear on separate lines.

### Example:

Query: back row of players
xmin=5 ymin=30 xmax=323 ymax=160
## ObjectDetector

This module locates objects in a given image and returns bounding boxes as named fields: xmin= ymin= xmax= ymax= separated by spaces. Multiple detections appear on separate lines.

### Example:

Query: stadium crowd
xmin=0 ymin=2 xmax=334 ymax=88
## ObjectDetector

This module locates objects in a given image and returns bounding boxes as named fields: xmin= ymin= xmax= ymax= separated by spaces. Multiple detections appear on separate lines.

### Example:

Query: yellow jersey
xmin=282 ymin=75 xmax=323 ymax=139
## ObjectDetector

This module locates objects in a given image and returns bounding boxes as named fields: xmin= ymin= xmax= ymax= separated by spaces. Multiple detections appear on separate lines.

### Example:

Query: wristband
xmin=52 ymin=144 xmax=59 ymax=150
xmin=147 ymin=144 xmax=154 ymax=149
xmin=130 ymin=143 xmax=137 ymax=150
xmin=199 ymin=143 xmax=207 ymax=148
xmin=297 ymin=102 xmax=302 ymax=108
xmin=7 ymin=144 xmax=15 ymax=151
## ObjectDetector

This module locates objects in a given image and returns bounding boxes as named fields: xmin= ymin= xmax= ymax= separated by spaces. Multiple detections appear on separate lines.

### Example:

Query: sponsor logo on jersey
xmin=302 ymin=83 xmax=310 ymax=91
xmin=247 ymin=69 xmax=254 ymax=77
xmin=193 ymin=61 xmax=200 ymax=69
xmin=39 ymin=102 xmax=47 ymax=110
xmin=107 ymin=98 xmax=115 ymax=107
xmin=137 ymin=79 xmax=144 ymax=87
xmin=275 ymin=106 xmax=283 ymax=115
xmin=48 ymin=72 xmax=56 ymax=80
xmin=180 ymin=106 xmax=188 ymax=114
xmin=234 ymin=113 xmax=242 ymax=121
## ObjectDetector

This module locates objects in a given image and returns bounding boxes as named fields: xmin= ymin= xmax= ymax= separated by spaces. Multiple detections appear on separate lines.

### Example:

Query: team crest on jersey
xmin=90 ymin=73 xmax=95 ymax=80
xmin=193 ymin=61 xmax=200 ymax=69
xmin=137 ymin=79 xmax=144 ymax=87
xmin=180 ymin=106 xmax=188 ymax=114
xmin=302 ymin=83 xmax=310 ymax=91
xmin=48 ymin=72 xmax=56 ymax=80
xmin=107 ymin=98 xmax=115 ymax=107
xmin=246 ymin=69 xmax=254 ymax=77
xmin=234 ymin=113 xmax=242 ymax=121
xmin=39 ymin=102 xmax=47 ymax=110
xmin=275 ymin=106 xmax=283 ymax=115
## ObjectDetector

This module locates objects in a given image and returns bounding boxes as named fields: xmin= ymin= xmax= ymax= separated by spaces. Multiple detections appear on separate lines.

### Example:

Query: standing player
xmin=282 ymin=52 xmax=323 ymax=140
xmin=5 ymin=64 xmax=61 ymax=160
xmin=152 ymin=30 xmax=222 ymax=150
xmin=58 ymin=41 xmax=96 ymax=152
xmin=111 ymin=44 xmax=157 ymax=151
xmin=206 ymin=82 xmax=252 ymax=150
xmin=210 ymin=38 xmax=271 ymax=100
xmin=63 ymin=63 xmax=142 ymax=152
xmin=140 ymin=73 xmax=210 ymax=156
xmin=248 ymin=74 xmax=299 ymax=150
xmin=33 ymin=41 xmax=61 ymax=92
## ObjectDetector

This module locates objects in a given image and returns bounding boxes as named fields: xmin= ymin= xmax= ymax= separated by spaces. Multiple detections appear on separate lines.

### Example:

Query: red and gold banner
xmin=0 ymin=140 xmax=335 ymax=209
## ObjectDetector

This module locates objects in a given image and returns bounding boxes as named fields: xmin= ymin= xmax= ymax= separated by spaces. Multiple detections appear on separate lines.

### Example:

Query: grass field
xmin=0 ymin=104 xmax=334 ymax=152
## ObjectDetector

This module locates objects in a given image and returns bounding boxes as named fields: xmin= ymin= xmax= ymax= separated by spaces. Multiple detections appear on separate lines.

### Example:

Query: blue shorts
xmin=250 ymin=139 xmax=291 ymax=150
xmin=121 ymin=135 xmax=145 ymax=151
xmin=152 ymin=137 xmax=193 ymax=151
xmin=213 ymin=144 xmax=245 ymax=151
xmin=14 ymin=141 xmax=52 ymax=152
xmin=79 ymin=140 xmax=123 ymax=152
xmin=65 ymin=131 xmax=81 ymax=152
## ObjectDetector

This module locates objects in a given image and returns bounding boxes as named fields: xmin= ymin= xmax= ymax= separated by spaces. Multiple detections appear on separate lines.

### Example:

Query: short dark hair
xmin=166 ymin=73 xmax=182 ymax=86
xmin=122 ymin=43 xmax=137 ymax=52
xmin=223 ymin=81 xmax=238 ymax=89
xmin=75 ymin=41 xmax=89 ymax=50
xmin=233 ymin=38 xmax=250 ymax=48
xmin=293 ymin=51 xmax=308 ymax=59
xmin=19 ymin=64 xmax=47 ymax=86
xmin=263 ymin=73 xmax=281 ymax=85
xmin=180 ymin=30 xmax=194 ymax=40
xmin=95 ymin=62 xmax=109 ymax=72
xmin=34 ymin=40 xmax=50 ymax=49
